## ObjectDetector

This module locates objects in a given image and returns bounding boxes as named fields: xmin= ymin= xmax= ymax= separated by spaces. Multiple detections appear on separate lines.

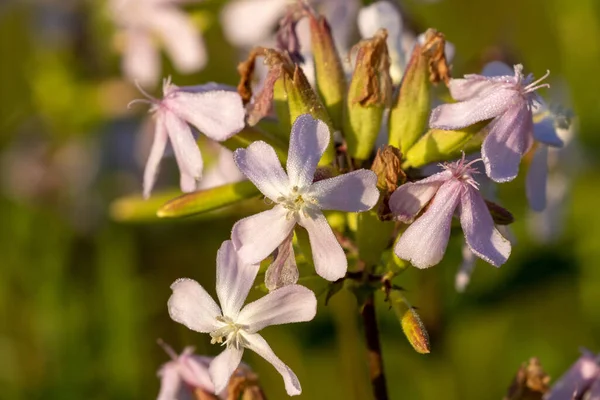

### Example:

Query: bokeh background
xmin=1 ymin=0 xmax=600 ymax=399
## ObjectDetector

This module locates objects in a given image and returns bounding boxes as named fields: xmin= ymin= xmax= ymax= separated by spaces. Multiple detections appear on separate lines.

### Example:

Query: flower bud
xmin=388 ymin=290 xmax=430 ymax=354
xmin=343 ymin=29 xmax=393 ymax=161
xmin=504 ymin=358 xmax=550 ymax=400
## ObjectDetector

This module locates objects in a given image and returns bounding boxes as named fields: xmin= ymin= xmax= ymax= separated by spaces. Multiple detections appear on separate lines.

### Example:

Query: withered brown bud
xmin=371 ymin=145 xmax=405 ymax=220
xmin=224 ymin=365 xmax=267 ymax=400
xmin=420 ymin=28 xmax=451 ymax=85
xmin=504 ymin=358 xmax=550 ymax=400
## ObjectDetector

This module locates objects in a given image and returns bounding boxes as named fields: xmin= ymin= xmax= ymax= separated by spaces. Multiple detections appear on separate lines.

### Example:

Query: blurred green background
xmin=1 ymin=0 xmax=600 ymax=399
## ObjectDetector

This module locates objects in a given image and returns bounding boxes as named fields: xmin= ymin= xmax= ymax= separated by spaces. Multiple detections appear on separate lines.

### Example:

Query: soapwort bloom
xmin=430 ymin=64 xmax=553 ymax=183
xmin=129 ymin=78 xmax=245 ymax=198
xmin=168 ymin=240 xmax=317 ymax=396
xmin=390 ymin=155 xmax=511 ymax=269
xmin=231 ymin=115 xmax=380 ymax=281
xmin=544 ymin=349 xmax=600 ymax=400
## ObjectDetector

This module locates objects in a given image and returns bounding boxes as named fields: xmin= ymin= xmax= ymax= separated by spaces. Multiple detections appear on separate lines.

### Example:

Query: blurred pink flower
xmin=129 ymin=78 xmax=245 ymax=198
xmin=545 ymin=349 xmax=600 ymax=400
xmin=390 ymin=156 xmax=511 ymax=268
xmin=168 ymin=240 xmax=317 ymax=396
xmin=231 ymin=115 xmax=379 ymax=281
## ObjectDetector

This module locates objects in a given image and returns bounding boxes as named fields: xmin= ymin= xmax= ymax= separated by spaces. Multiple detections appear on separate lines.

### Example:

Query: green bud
xmin=222 ymin=125 xmax=289 ymax=162
xmin=344 ymin=29 xmax=392 ymax=161
xmin=388 ymin=290 xmax=430 ymax=354
xmin=110 ymin=190 xmax=182 ymax=223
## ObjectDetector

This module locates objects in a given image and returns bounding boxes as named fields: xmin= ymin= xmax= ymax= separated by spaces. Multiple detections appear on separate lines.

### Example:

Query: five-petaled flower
xmin=231 ymin=114 xmax=380 ymax=281
xmin=130 ymin=78 xmax=245 ymax=198
xmin=430 ymin=64 xmax=554 ymax=183
xmin=389 ymin=155 xmax=511 ymax=269
xmin=168 ymin=240 xmax=317 ymax=396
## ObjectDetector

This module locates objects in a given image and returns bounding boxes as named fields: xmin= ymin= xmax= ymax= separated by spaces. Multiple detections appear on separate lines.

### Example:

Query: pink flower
xmin=545 ymin=349 xmax=600 ymax=400
xmin=167 ymin=240 xmax=317 ymax=396
xmin=129 ymin=78 xmax=245 ymax=198
xmin=430 ymin=64 xmax=553 ymax=183
xmin=231 ymin=114 xmax=380 ymax=281
xmin=389 ymin=156 xmax=511 ymax=268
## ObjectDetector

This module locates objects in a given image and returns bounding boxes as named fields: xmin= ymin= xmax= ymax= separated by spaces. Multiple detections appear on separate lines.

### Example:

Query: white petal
xmin=216 ymin=240 xmax=259 ymax=318
xmin=459 ymin=186 xmax=511 ymax=267
xmin=237 ymin=285 xmax=317 ymax=333
xmin=179 ymin=171 xmax=199 ymax=193
xmin=388 ymin=170 xmax=452 ymax=223
xmin=208 ymin=347 xmax=244 ymax=395
xmin=233 ymin=141 xmax=289 ymax=202
xmin=168 ymin=278 xmax=221 ymax=333
xmin=198 ymin=146 xmax=246 ymax=190
xmin=163 ymin=111 xmax=203 ymax=182
xmin=122 ymin=29 xmax=160 ymax=88
xmin=298 ymin=212 xmax=347 ymax=281
xmin=309 ymin=170 xmax=379 ymax=212
xmin=447 ymin=76 xmax=502 ymax=101
xmin=287 ymin=115 xmax=330 ymax=189
xmin=526 ymin=144 xmax=549 ymax=212
xmin=395 ymin=180 xmax=462 ymax=268
xmin=167 ymin=89 xmax=245 ymax=141
xmin=455 ymin=240 xmax=477 ymax=293
xmin=157 ymin=362 xmax=182 ymax=400
xmin=143 ymin=111 xmax=169 ymax=198
xmin=220 ymin=0 xmax=289 ymax=46
xmin=231 ymin=205 xmax=296 ymax=265
xmin=244 ymin=333 xmax=302 ymax=396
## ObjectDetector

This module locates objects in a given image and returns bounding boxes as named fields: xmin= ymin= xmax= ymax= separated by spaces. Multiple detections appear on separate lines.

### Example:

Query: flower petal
xmin=459 ymin=186 xmax=511 ymax=267
xmin=482 ymin=102 xmax=534 ymax=182
xmin=298 ymin=212 xmax=347 ymax=281
xmin=286 ymin=115 xmax=330 ymax=189
xmin=244 ymin=333 xmax=302 ymax=396
xmin=429 ymin=86 xmax=516 ymax=130
xmin=265 ymin=232 xmax=299 ymax=291
xmin=157 ymin=362 xmax=182 ymax=400
xmin=231 ymin=205 xmax=296 ymax=265
xmin=163 ymin=111 xmax=204 ymax=183
xmin=389 ymin=170 xmax=452 ymax=223
xmin=447 ymin=76 xmax=502 ymax=101
xmin=309 ymin=170 xmax=379 ymax=212
xmin=394 ymin=180 xmax=462 ymax=268
xmin=237 ymin=284 xmax=317 ymax=333
xmin=123 ymin=29 xmax=160 ymax=88
xmin=533 ymin=114 xmax=564 ymax=147
xmin=233 ymin=141 xmax=289 ymax=202
xmin=545 ymin=351 xmax=600 ymax=400
xmin=143 ymin=111 xmax=169 ymax=199
xmin=526 ymin=144 xmax=549 ymax=212
xmin=216 ymin=240 xmax=259 ymax=318
xmin=179 ymin=171 xmax=199 ymax=193
xmin=208 ymin=346 xmax=244 ymax=395
xmin=220 ymin=0 xmax=289 ymax=46
xmin=168 ymin=278 xmax=221 ymax=333
xmin=179 ymin=354 xmax=215 ymax=393
xmin=167 ymin=89 xmax=245 ymax=141
xmin=455 ymin=240 xmax=477 ymax=293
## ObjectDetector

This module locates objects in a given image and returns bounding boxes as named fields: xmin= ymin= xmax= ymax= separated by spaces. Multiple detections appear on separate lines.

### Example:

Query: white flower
xmin=108 ymin=0 xmax=207 ymax=88
xmin=129 ymin=78 xmax=245 ymax=198
xmin=231 ymin=114 xmax=380 ymax=281
xmin=167 ymin=240 xmax=317 ymax=396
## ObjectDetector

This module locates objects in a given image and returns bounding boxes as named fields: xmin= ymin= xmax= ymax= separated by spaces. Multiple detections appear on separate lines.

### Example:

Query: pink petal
xmin=237 ymin=284 xmax=317 ymax=333
xmin=482 ymin=102 xmax=534 ymax=182
xmin=168 ymin=278 xmax=221 ymax=333
xmin=143 ymin=112 xmax=169 ymax=198
xmin=388 ymin=170 xmax=452 ymax=223
xmin=208 ymin=346 xmax=244 ymax=395
xmin=163 ymin=111 xmax=203 ymax=186
xmin=545 ymin=351 xmax=600 ymax=400
xmin=309 ymin=170 xmax=379 ymax=212
xmin=179 ymin=354 xmax=215 ymax=393
xmin=298 ymin=212 xmax=347 ymax=281
xmin=533 ymin=115 xmax=564 ymax=147
xmin=179 ymin=172 xmax=199 ymax=193
xmin=123 ymin=29 xmax=160 ymax=88
xmin=244 ymin=333 xmax=302 ymax=396
xmin=448 ymin=76 xmax=502 ymax=101
xmin=149 ymin=8 xmax=207 ymax=72
xmin=167 ymin=89 xmax=245 ymax=141
xmin=526 ymin=144 xmax=549 ymax=212
xmin=286 ymin=115 xmax=330 ymax=189
xmin=233 ymin=141 xmax=289 ymax=202
xmin=216 ymin=240 xmax=259 ymax=318
xmin=157 ymin=362 xmax=182 ymax=400
xmin=459 ymin=186 xmax=511 ymax=267
xmin=394 ymin=180 xmax=462 ymax=268
xmin=429 ymin=86 xmax=517 ymax=130
xmin=588 ymin=377 xmax=600 ymax=400
xmin=220 ymin=0 xmax=289 ymax=46
xmin=231 ymin=205 xmax=296 ymax=265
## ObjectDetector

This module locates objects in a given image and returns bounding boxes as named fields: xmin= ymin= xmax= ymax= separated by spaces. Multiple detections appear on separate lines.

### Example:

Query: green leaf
xmin=356 ymin=210 xmax=395 ymax=267
xmin=110 ymin=191 xmax=182 ymax=223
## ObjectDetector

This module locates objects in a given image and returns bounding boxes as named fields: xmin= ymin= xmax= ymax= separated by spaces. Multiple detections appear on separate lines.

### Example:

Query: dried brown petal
xmin=504 ymin=358 xmax=550 ymax=400
xmin=420 ymin=28 xmax=451 ymax=85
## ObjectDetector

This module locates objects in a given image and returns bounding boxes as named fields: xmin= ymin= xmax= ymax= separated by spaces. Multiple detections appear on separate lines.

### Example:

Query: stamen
xmin=524 ymin=70 xmax=550 ymax=93
xmin=134 ymin=79 xmax=157 ymax=102
xmin=127 ymin=98 xmax=153 ymax=109
xmin=157 ymin=338 xmax=178 ymax=360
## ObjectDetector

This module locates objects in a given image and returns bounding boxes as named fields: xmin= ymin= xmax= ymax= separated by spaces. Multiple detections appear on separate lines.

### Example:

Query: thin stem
xmin=361 ymin=293 xmax=389 ymax=400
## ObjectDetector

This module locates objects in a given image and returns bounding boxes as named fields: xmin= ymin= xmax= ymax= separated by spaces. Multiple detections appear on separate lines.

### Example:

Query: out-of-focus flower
xmin=430 ymin=64 xmax=559 ymax=183
xmin=544 ymin=349 xmax=600 ymax=400
xmin=389 ymin=155 xmax=511 ymax=268
xmin=156 ymin=341 xmax=216 ymax=400
xmin=231 ymin=114 xmax=379 ymax=281
xmin=108 ymin=0 xmax=207 ymax=88
xmin=198 ymin=146 xmax=246 ymax=190
xmin=129 ymin=78 xmax=245 ymax=198
xmin=168 ymin=240 xmax=317 ymax=396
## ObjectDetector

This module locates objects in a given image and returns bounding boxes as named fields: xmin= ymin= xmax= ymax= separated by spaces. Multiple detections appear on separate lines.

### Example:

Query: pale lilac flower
xmin=168 ymin=240 xmax=316 ymax=396
xmin=389 ymin=156 xmax=511 ymax=269
xmin=231 ymin=114 xmax=379 ymax=281
xmin=156 ymin=341 xmax=216 ymax=400
xmin=430 ymin=64 xmax=554 ymax=183
xmin=198 ymin=146 xmax=246 ymax=190
xmin=108 ymin=0 xmax=207 ymax=88
xmin=544 ymin=350 xmax=600 ymax=400
xmin=129 ymin=78 xmax=245 ymax=198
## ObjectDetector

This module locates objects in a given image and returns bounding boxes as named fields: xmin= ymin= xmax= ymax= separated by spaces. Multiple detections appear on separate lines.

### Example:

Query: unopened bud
xmin=371 ymin=145 xmax=405 ymax=219
xmin=388 ymin=290 xmax=430 ymax=354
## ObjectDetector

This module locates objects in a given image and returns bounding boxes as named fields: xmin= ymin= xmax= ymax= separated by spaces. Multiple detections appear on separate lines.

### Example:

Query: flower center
xmin=210 ymin=316 xmax=247 ymax=350
xmin=277 ymin=186 xmax=318 ymax=219
xmin=441 ymin=155 xmax=481 ymax=190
